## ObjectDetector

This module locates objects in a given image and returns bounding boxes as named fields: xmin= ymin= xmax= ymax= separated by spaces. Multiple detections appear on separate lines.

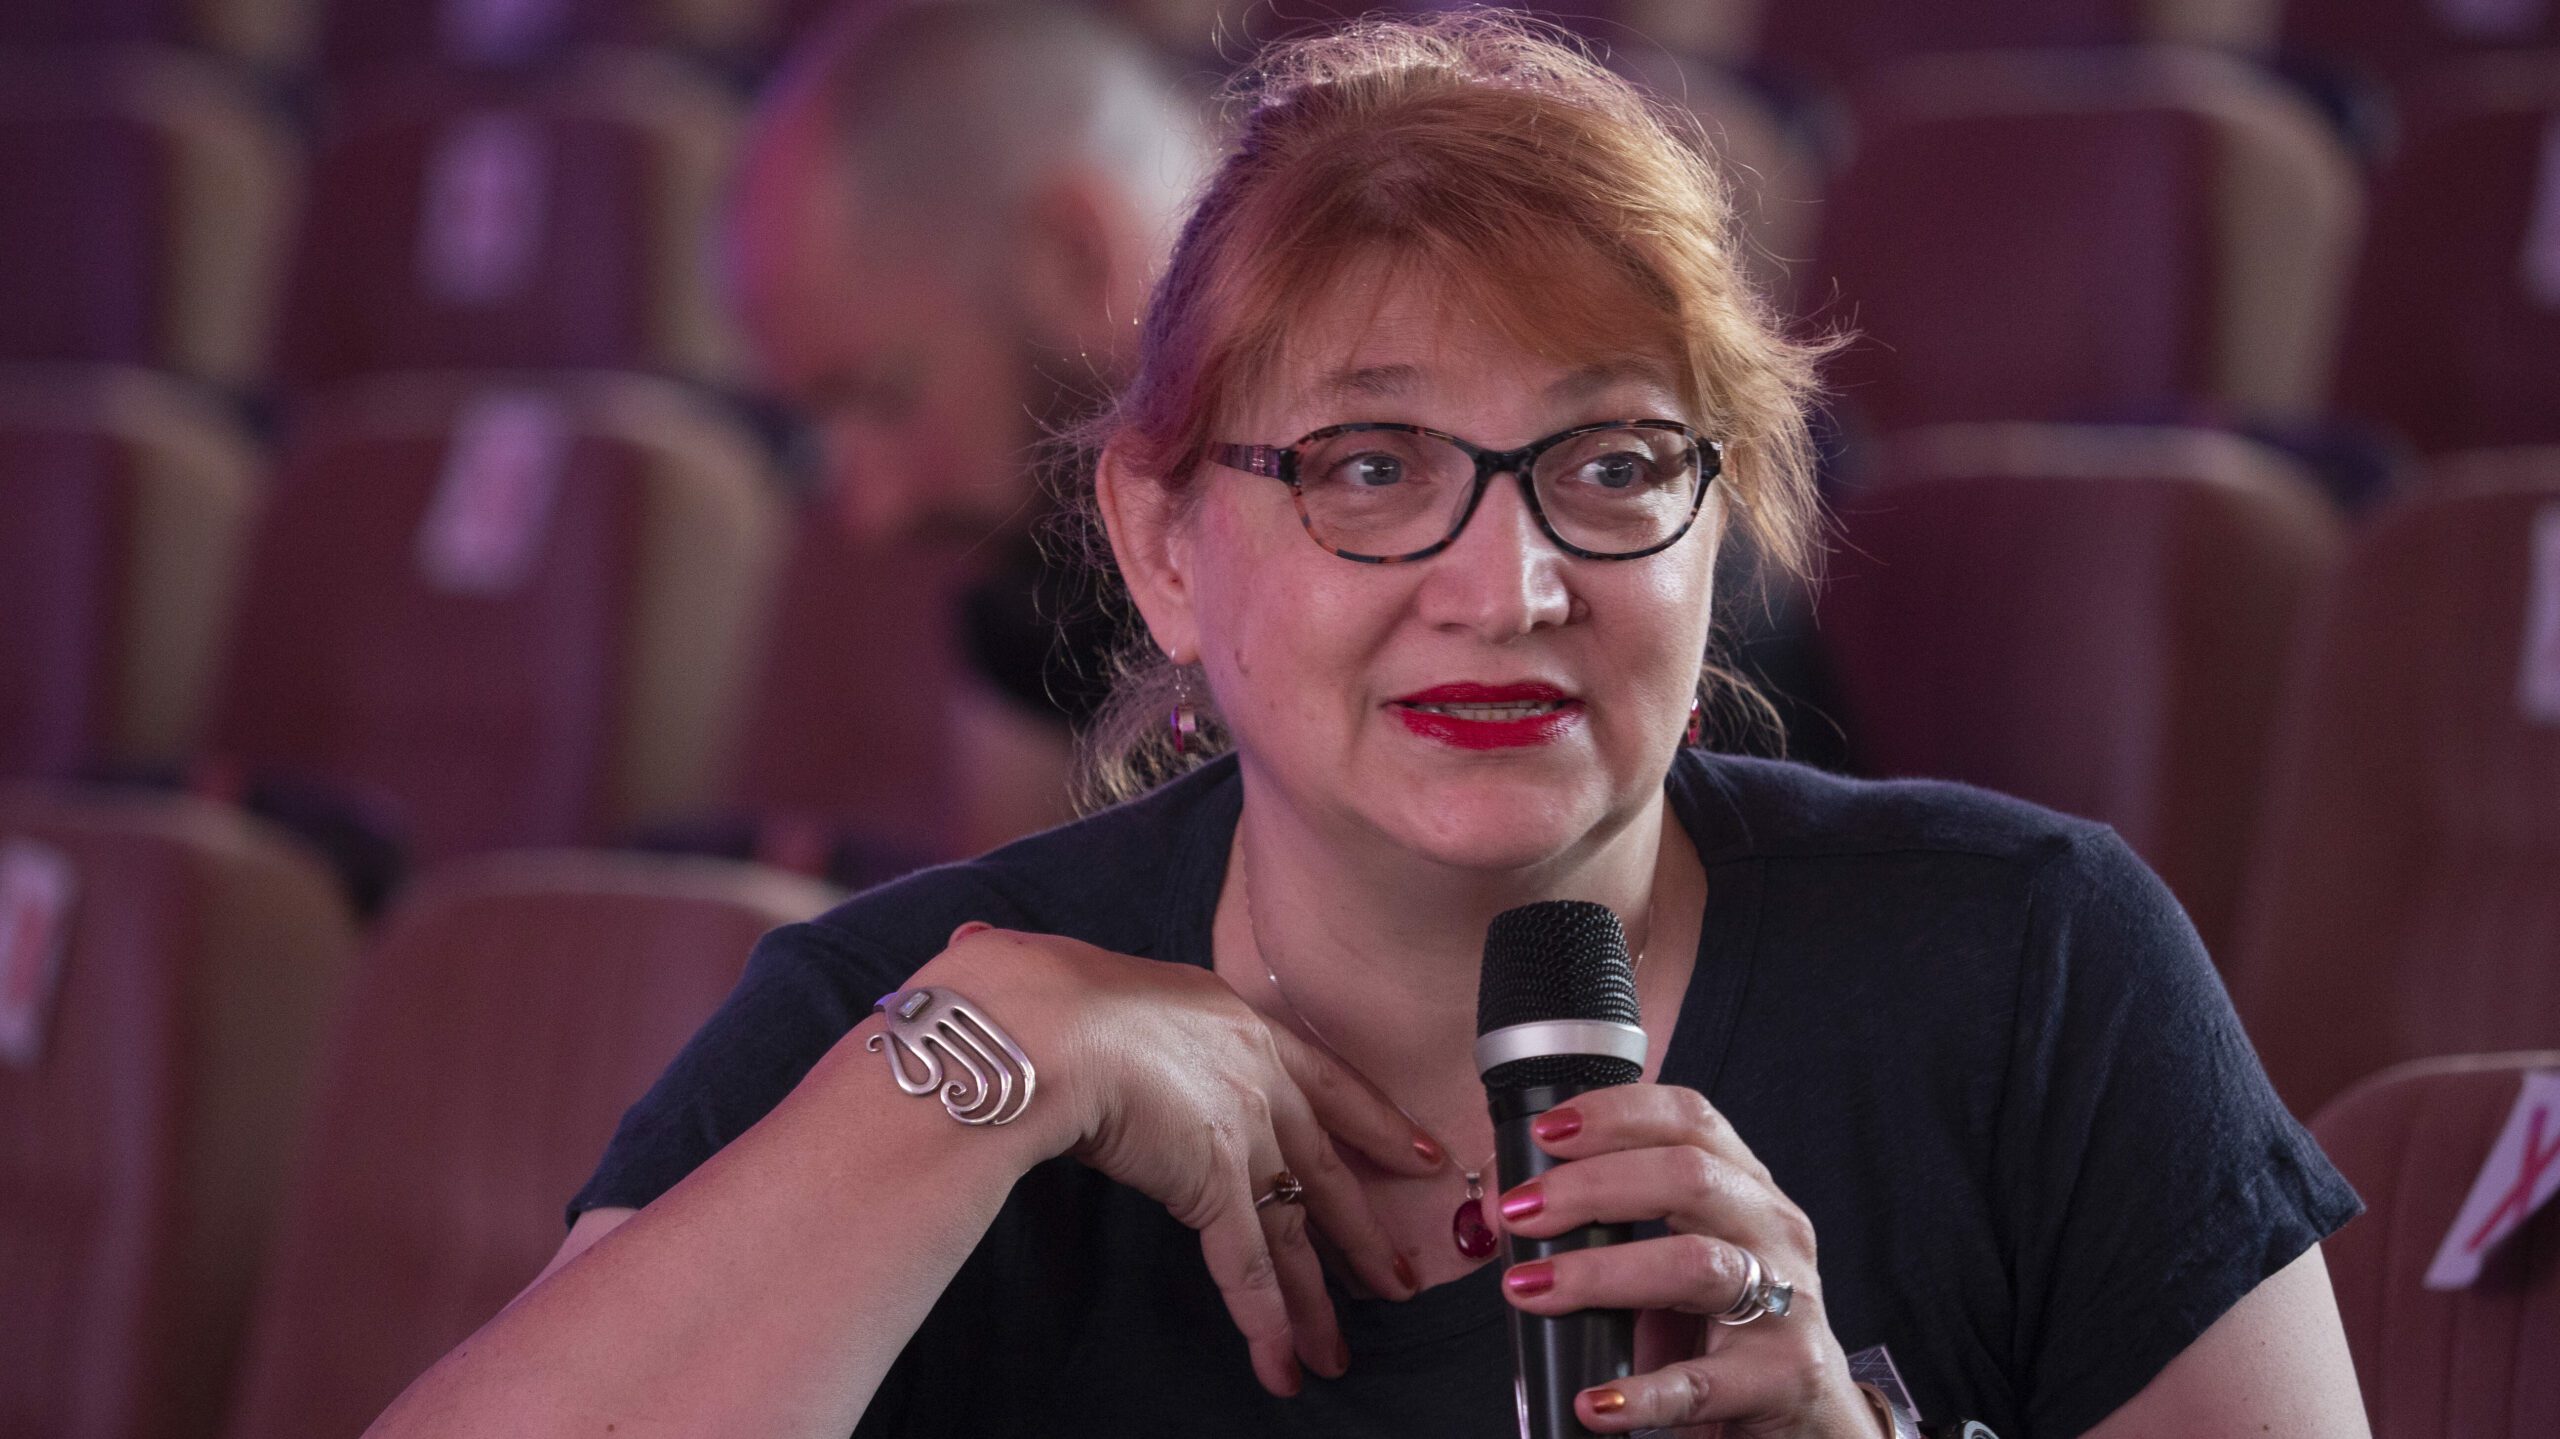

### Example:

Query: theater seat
xmin=0 ymin=49 xmax=299 ymax=389
xmin=273 ymin=55 xmax=740 ymax=389
xmin=314 ymin=0 xmax=799 ymax=76
xmin=210 ymin=373 xmax=784 ymax=863
xmin=1758 ymin=0 xmax=2280 ymax=82
xmin=220 ymin=851 xmax=840 ymax=1439
xmin=1818 ymin=424 xmax=2345 ymax=964
xmin=0 ymin=367 xmax=265 ymax=783
xmin=2312 ymin=1053 xmax=2560 ymax=1439
xmin=0 ymin=786 xmax=357 ymax=1439
xmin=2332 ymin=57 xmax=2560 ymax=453
xmin=2233 ymin=472 xmax=2560 ymax=1116
xmin=1808 ymin=47 xmax=2360 ymax=434
xmin=2283 ymin=0 xmax=2560 ymax=85
xmin=0 ymin=0 xmax=312 ymax=70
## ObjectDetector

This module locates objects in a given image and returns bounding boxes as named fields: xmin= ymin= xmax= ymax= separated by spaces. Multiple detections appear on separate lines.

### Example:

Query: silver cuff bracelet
xmin=866 ymin=987 xmax=1038 ymax=1125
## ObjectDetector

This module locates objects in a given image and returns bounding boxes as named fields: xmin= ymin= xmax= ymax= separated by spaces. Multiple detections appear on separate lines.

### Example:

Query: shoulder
xmin=786 ymin=756 xmax=1241 ymax=979
xmin=1673 ymin=749 xmax=2137 ymax=880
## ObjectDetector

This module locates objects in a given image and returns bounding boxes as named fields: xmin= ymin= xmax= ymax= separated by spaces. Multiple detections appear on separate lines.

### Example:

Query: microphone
xmin=1476 ymin=901 xmax=1646 ymax=1439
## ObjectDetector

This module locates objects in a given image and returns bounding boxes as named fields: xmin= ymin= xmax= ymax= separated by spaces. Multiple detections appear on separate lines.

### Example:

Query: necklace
xmin=1241 ymin=875 xmax=1646 ymax=1264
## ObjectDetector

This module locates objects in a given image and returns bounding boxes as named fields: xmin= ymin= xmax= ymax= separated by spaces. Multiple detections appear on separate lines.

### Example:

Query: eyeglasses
xmin=1209 ymin=420 xmax=1722 ymax=564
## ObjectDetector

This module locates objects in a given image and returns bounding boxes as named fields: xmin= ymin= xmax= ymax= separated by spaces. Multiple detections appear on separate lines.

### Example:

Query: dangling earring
xmin=1170 ymin=665 xmax=1201 ymax=756
xmin=1684 ymin=692 xmax=1705 ymax=748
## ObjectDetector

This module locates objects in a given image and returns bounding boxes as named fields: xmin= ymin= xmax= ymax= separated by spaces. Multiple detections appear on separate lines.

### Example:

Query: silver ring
xmin=1254 ymin=1170 xmax=1304 ymax=1210
xmin=1711 ymin=1245 xmax=1794 ymax=1325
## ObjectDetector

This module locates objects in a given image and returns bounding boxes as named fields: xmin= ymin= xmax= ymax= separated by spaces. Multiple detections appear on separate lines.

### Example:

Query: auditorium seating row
xmin=3 ymin=41 xmax=2557 ymax=454
xmin=1 ymin=0 xmax=2552 ymax=85
xmin=0 ymin=365 xmax=964 ymax=886
xmin=3 ymin=783 xmax=2553 ymax=1438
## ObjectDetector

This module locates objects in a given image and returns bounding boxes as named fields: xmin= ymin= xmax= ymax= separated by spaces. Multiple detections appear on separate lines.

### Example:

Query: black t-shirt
xmin=571 ymin=752 xmax=2360 ymax=1439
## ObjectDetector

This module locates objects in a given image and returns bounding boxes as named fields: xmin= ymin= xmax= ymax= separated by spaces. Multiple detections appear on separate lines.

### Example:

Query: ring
xmin=1710 ymin=1245 xmax=1795 ymax=1325
xmin=1253 ymin=1170 xmax=1304 ymax=1210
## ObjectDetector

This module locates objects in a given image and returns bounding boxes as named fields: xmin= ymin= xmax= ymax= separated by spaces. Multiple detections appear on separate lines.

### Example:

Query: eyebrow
xmin=1309 ymin=358 xmax=1677 ymax=404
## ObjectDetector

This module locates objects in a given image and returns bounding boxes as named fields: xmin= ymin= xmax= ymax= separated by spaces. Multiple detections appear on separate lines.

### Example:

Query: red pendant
xmin=1452 ymin=1197 xmax=1498 ymax=1259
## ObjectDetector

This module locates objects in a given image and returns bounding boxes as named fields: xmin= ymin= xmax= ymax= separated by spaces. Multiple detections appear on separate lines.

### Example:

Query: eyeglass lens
xmin=1292 ymin=426 xmax=1702 ymax=558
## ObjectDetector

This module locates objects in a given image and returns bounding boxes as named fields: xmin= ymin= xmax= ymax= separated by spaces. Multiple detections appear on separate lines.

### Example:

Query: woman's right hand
xmin=915 ymin=923 xmax=1443 ymax=1396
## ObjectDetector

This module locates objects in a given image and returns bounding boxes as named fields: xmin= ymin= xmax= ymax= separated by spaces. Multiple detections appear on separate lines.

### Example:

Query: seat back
xmin=2283 ymin=0 xmax=2560 ymax=83
xmin=0 ymin=50 xmax=298 ymax=388
xmin=212 ymin=374 xmax=783 ymax=863
xmin=2332 ymin=59 xmax=2560 ymax=453
xmin=1810 ymin=48 xmax=2359 ymax=432
xmin=273 ymin=56 xmax=738 ymax=389
xmin=0 ymin=367 xmax=265 ymax=782
xmin=2234 ymin=472 xmax=2560 ymax=1114
xmin=1820 ymin=424 xmax=2345 ymax=962
xmin=2312 ymin=1053 xmax=2560 ymax=1439
xmin=0 ymin=787 xmax=356 ymax=1439
xmin=220 ymin=852 xmax=839 ymax=1439
xmin=0 ymin=0 xmax=313 ymax=69
xmin=1761 ymin=0 xmax=2281 ymax=80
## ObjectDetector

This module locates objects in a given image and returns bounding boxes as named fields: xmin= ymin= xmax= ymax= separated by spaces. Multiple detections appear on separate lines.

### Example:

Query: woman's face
xmin=1163 ymin=267 xmax=1724 ymax=873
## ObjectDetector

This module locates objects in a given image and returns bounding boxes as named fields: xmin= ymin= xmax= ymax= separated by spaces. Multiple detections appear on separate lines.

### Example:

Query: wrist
xmin=886 ymin=938 xmax=1097 ymax=1163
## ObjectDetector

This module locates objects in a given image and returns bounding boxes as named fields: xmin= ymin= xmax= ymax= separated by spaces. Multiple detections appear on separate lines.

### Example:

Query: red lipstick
xmin=1388 ymin=682 xmax=1584 ymax=750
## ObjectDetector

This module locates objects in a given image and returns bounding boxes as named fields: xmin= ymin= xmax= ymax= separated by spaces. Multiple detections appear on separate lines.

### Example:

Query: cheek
xmin=1190 ymin=504 xmax=1390 ymax=718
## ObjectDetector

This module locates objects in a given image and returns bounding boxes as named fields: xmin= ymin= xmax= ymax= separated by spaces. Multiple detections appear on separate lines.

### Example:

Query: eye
xmin=1583 ymin=451 xmax=1650 ymax=489
xmin=1336 ymin=452 xmax=1407 ymax=488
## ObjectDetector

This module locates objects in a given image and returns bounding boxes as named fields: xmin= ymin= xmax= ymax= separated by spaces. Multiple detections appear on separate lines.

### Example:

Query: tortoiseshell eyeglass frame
xmin=1208 ymin=419 xmax=1723 ymax=564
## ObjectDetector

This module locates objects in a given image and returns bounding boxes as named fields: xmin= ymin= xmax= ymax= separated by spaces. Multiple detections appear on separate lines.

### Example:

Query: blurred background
xmin=3 ymin=0 xmax=2557 ymax=1435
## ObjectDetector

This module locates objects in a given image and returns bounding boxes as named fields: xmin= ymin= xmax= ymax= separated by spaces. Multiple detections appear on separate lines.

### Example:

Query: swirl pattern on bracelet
xmin=867 ymin=987 xmax=1038 ymax=1125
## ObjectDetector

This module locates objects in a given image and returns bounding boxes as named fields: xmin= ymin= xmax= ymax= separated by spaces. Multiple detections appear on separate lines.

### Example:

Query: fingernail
xmin=1588 ymin=1388 xmax=1628 ymax=1415
xmin=948 ymin=921 xmax=993 ymax=943
xmin=1503 ymin=1261 xmax=1555 ymax=1296
xmin=1333 ymin=1335 xmax=1352 ymax=1374
xmin=1412 ymin=1133 xmax=1444 ymax=1165
xmin=1498 ymin=1181 xmax=1544 ymax=1222
xmin=1282 ymin=1357 xmax=1303 ymax=1396
xmin=1393 ymin=1253 xmax=1418 ymax=1294
xmin=1533 ymin=1107 xmax=1582 ymax=1143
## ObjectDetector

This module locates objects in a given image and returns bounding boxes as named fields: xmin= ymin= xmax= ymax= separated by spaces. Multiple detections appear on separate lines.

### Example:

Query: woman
xmin=372 ymin=16 xmax=2367 ymax=1438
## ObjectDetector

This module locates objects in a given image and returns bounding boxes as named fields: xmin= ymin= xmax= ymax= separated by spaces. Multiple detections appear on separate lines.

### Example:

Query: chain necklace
xmin=1241 ymin=872 xmax=1647 ymax=1264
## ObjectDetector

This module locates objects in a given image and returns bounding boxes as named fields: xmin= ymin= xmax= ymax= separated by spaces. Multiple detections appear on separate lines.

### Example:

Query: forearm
xmin=368 ymin=1010 xmax=1062 ymax=1438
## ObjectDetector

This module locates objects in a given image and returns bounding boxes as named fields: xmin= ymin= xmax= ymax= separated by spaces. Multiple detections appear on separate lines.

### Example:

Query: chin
xmin=1370 ymin=760 xmax=1636 ymax=874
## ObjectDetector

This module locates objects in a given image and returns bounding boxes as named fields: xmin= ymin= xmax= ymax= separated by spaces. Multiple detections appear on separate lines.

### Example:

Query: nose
xmin=1414 ymin=471 xmax=1574 ymax=639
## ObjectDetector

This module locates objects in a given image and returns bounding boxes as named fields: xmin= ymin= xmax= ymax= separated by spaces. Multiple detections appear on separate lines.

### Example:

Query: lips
xmin=1389 ymin=682 xmax=1584 ymax=750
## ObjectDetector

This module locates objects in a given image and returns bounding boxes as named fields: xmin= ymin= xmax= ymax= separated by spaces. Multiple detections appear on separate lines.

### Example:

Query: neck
xmin=1216 ymin=772 xmax=1677 ymax=1151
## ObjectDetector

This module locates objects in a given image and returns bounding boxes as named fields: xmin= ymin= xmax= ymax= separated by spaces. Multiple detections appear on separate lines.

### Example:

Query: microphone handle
xmin=1492 ymin=1081 xmax=1636 ymax=1439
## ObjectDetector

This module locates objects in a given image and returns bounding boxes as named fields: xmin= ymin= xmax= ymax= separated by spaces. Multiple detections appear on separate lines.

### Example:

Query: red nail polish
xmin=1588 ymin=1388 xmax=1628 ymax=1415
xmin=1504 ymin=1261 xmax=1555 ymax=1296
xmin=1533 ymin=1107 xmax=1583 ymax=1143
xmin=1393 ymin=1253 xmax=1418 ymax=1293
xmin=1498 ymin=1182 xmax=1544 ymax=1221
xmin=1334 ymin=1335 xmax=1352 ymax=1374
xmin=1413 ymin=1134 xmax=1444 ymax=1165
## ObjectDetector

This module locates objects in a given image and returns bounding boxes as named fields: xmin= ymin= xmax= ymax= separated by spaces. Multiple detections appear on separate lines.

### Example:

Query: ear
xmin=1010 ymin=170 xmax=1146 ymax=358
xmin=1094 ymin=441 xmax=1200 ymax=664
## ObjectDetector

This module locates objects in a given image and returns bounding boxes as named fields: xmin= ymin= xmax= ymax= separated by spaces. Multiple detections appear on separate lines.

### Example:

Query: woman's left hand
xmin=1492 ymin=1083 xmax=1881 ymax=1438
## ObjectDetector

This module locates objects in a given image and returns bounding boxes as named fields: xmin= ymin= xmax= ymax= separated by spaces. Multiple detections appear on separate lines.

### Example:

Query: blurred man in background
xmin=728 ymin=0 xmax=1211 ymax=847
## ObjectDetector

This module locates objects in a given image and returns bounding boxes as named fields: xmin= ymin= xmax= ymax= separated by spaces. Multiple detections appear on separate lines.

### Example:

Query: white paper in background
xmin=2432 ymin=0 xmax=2548 ymax=38
xmin=441 ymin=0 xmax=571 ymax=66
xmin=0 ymin=841 xmax=78 ymax=1069
xmin=417 ymin=112 xmax=550 ymax=306
xmin=2426 ymin=1070 xmax=2560 ymax=1289
xmin=2521 ymin=119 xmax=2560 ymax=310
xmin=2519 ymin=505 xmax=2560 ymax=724
xmin=416 ymin=390 xmax=572 ymax=595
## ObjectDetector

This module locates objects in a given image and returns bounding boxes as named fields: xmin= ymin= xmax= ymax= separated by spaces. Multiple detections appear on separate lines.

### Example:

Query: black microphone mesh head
xmin=1476 ymin=900 xmax=1639 ymax=1035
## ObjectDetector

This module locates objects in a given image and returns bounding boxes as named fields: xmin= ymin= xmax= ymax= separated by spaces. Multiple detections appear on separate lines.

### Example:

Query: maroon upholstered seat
xmin=0 ymin=786 xmax=357 ymax=1439
xmin=2284 ymin=0 xmax=2560 ymax=84
xmin=0 ymin=367 xmax=265 ymax=783
xmin=0 ymin=0 xmax=308 ymax=67
xmin=220 ymin=852 xmax=839 ymax=1439
xmin=2233 ymin=472 xmax=2560 ymax=1116
xmin=273 ymin=57 xmax=739 ymax=389
xmin=2332 ymin=58 xmax=2560 ymax=453
xmin=209 ymin=374 xmax=783 ymax=864
xmin=1807 ymin=49 xmax=2357 ymax=434
xmin=312 ymin=0 xmax=800 ymax=76
xmin=1759 ymin=0 xmax=2278 ymax=81
xmin=1819 ymin=424 xmax=2346 ymax=964
xmin=2312 ymin=1053 xmax=2560 ymax=1439
xmin=0 ymin=51 xmax=296 ymax=389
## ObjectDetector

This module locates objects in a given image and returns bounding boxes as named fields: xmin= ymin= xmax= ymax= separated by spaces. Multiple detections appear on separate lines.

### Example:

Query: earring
xmin=1170 ymin=665 xmax=1201 ymax=756
xmin=1684 ymin=693 xmax=1705 ymax=748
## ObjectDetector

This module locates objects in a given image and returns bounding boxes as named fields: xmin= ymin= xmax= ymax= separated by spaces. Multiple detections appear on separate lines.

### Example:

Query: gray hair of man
xmin=785 ymin=0 xmax=1210 ymax=278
